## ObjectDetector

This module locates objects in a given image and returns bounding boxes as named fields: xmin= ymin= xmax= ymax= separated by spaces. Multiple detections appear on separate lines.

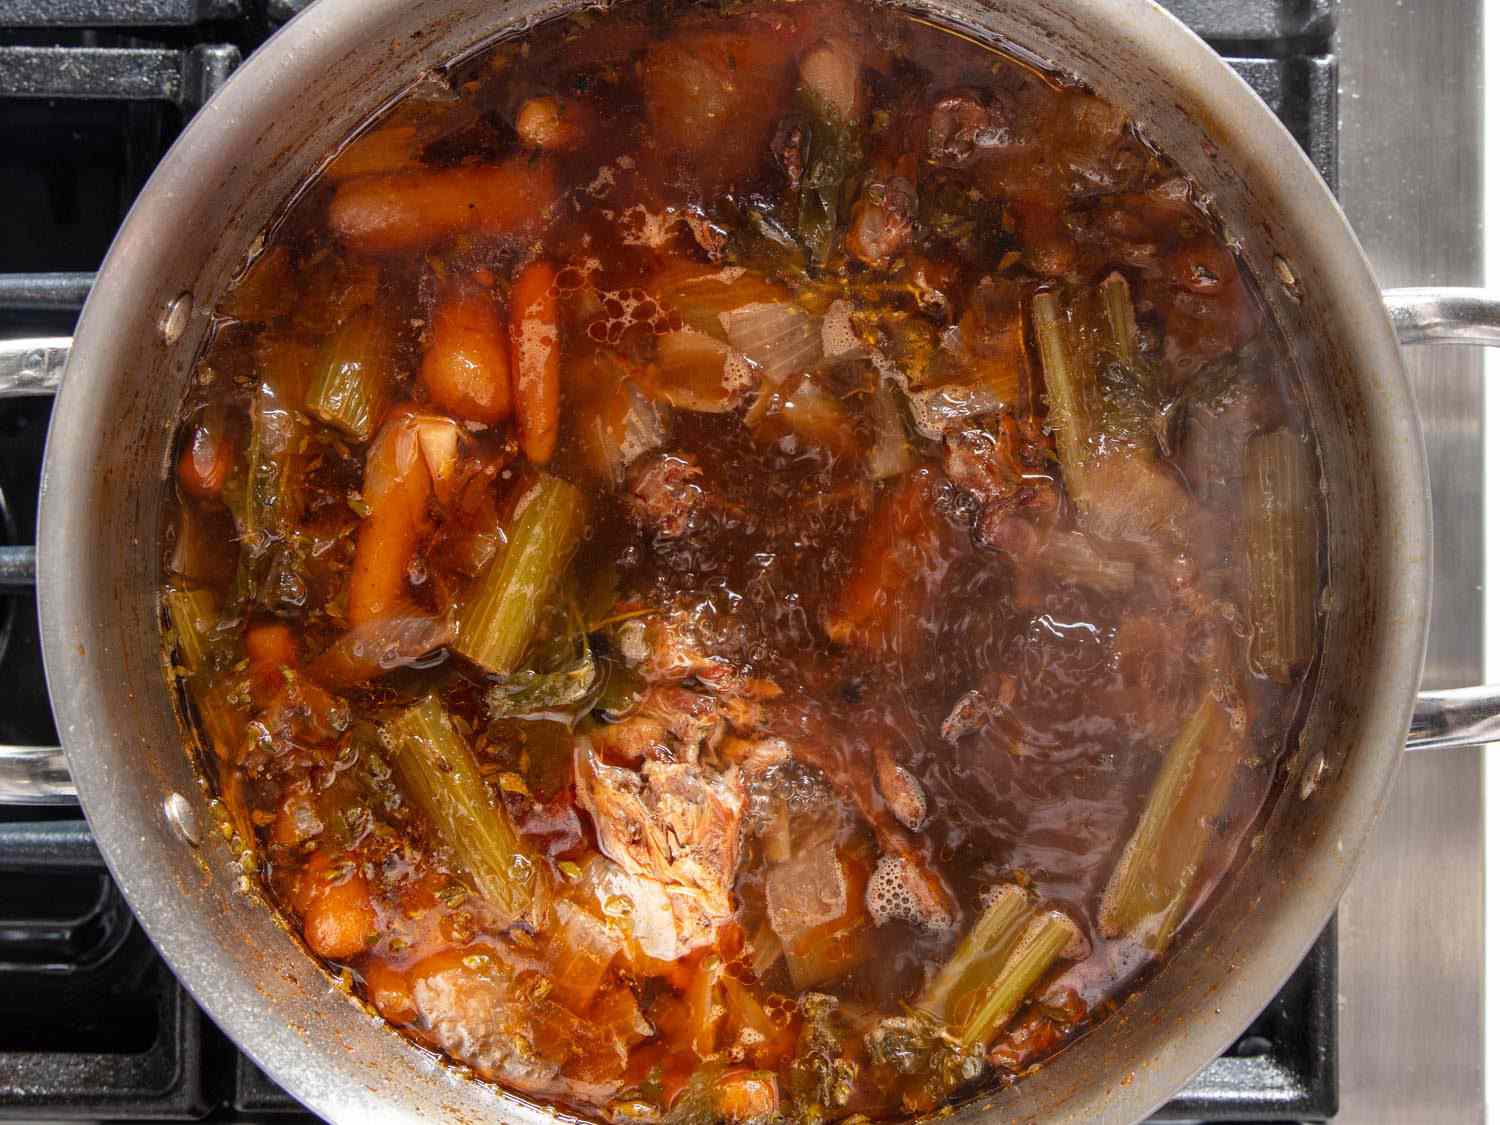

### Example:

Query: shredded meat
xmin=942 ymin=414 xmax=1058 ymax=539
xmin=874 ymin=742 xmax=926 ymax=830
xmin=409 ymin=953 xmax=641 ymax=1101
xmin=413 ymin=963 xmax=563 ymax=1092
xmin=626 ymin=451 xmax=708 ymax=539
xmin=846 ymin=155 xmax=918 ymax=268
xmin=574 ymin=739 xmax=746 ymax=918
xmin=592 ymin=683 xmax=724 ymax=765
xmin=927 ymin=91 xmax=1004 ymax=168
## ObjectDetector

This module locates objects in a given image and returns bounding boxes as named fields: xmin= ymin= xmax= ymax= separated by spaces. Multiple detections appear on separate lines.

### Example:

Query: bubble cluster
xmin=865 ymin=854 xmax=951 ymax=930
xmin=821 ymin=298 xmax=861 ymax=359
xmin=585 ymin=286 xmax=680 ymax=345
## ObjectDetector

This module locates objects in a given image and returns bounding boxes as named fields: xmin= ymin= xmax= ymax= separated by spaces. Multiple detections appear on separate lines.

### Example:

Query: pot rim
xmin=36 ymin=0 xmax=1433 ymax=1121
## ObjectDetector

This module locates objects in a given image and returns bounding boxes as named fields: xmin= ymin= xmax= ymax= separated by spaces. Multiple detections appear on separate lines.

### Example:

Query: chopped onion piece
xmin=413 ymin=414 xmax=462 ymax=503
xmin=905 ymin=384 xmax=1006 ymax=439
xmin=721 ymin=301 xmax=823 ymax=384
xmin=782 ymin=377 xmax=859 ymax=459
xmin=866 ymin=381 xmax=913 ymax=480
xmin=618 ymin=383 xmax=667 ymax=468
xmin=648 ymin=328 xmax=745 ymax=413
xmin=652 ymin=263 xmax=784 ymax=337
xmin=581 ymin=376 xmax=667 ymax=484
xmin=309 ymin=613 xmax=457 ymax=688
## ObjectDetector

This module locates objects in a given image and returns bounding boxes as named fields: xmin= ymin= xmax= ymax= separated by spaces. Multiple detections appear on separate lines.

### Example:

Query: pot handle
xmin=0 ymin=337 xmax=73 ymax=804
xmin=0 ymin=336 xmax=69 ymax=398
xmin=1386 ymin=288 xmax=1500 ymax=751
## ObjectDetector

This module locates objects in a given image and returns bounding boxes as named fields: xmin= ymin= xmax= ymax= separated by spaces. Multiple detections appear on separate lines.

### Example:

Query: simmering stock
xmin=160 ymin=1 xmax=1322 ymax=1119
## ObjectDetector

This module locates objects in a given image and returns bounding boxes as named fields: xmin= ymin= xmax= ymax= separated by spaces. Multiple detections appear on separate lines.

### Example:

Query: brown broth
xmin=160 ymin=2 xmax=1322 ymax=1121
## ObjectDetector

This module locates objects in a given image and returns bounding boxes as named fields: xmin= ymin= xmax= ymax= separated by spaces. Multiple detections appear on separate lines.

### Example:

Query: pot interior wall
xmin=38 ymin=0 xmax=1428 ymax=1121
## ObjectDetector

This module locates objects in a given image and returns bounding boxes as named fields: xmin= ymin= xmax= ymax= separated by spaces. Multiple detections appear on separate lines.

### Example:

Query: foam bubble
xmin=865 ymin=854 xmax=953 ymax=931
xmin=584 ymin=284 xmax=675 ymax=345
xmin=723 ymin=351 xmax=756 ymax=396
xmin=821 ymin=299 xmax=861 ymax=358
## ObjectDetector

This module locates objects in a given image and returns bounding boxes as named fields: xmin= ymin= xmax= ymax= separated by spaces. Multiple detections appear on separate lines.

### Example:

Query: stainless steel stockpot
xmin=2 ymin=0 xmax=1497 ymax=1120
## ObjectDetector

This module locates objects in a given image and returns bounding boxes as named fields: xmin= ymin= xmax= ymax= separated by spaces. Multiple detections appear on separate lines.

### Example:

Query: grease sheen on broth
xmin=160 ymin=2 xmax=1323 ymax=1121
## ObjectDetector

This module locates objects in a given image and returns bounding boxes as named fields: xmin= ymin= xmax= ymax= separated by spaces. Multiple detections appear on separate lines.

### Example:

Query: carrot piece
xmin=363 ymin=960 xmax=417 ymax=1024
xmin=328 ymin=158 xmax=558 ymax=254
xmin=510 ymin=260 xmax=562 ymax=464
xmin=270 ymin=784 xmax=321 ymax=848
xmin=326 ymin=124 xmax=424 ymax=182
xmin=245 ymin=621 xmax=298 ymax=704
xmin=258 ymin=670 xmax=349 ymax=744
xmin=348 ymin=411 xmax=432 ymax=625
xmin=245 ymin=622 xmax=297 ymax=668
xmin=420 ymin=285 xmax=512 ymax=424
xmin=824 ymin=467 xmax=955 ymax=658
xmin=177 ymin=410 xmax=234 ymax=500
xmin=298 ymin=851 xmax=376 ymax=961
xmin=713 ymin=1070 xmax=780 ymax=1122
xmin=515 ymin=96 xmax=591 ymax=152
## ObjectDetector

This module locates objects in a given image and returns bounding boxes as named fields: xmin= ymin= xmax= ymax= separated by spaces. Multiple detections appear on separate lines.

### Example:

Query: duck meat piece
xmin=412 ymin=961 xmax=563 ymax=1094
xmin=1075 ymin=449 xmax=1196 ymax=567
xmin=591 ymin=683 xmax=725 ymax=765
xmin=626 ymin=451 xmax=709 ymax=539
xmin=927 ymin=91 xmax=1008 ymax=168
xmin=573 ymin=738 xmax=746 ymax=918
xmin=846 ymin=155 xmax=918 ymax=268
xmin=720 ymin=734 xmax=793 ymax=775
xmin=409 ymin=952 xmax=636 ymax=1102
xmin=574 ymin=852 xmax=718 ymax=963
xmin=942 ymin=414 xmax=1060 ymax=548
xmin=629 ymin=605 xmax=744 ymax=690
xmin=873 ymin=741 xmax=926 ymax=830
xmin=1178 ymin=370 xmax=1272 ymax=517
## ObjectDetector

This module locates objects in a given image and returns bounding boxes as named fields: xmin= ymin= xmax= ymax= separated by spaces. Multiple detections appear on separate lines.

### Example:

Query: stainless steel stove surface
xmin=0 ymin=0 xmax=1479 ymax=1121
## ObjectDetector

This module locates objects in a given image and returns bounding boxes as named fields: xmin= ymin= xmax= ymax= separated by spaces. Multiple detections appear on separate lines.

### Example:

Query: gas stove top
xmin=0 ymin=0 xmax=1479 ymax=1121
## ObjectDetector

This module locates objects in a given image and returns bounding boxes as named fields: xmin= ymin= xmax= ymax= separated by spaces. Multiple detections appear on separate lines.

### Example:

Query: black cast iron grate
xmin=0 ymin=0 xmax=1337 ymax=1120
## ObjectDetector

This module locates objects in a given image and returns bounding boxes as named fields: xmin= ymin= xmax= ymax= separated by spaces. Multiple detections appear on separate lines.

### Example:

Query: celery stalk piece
xmin=1046 ymin=530 xmax=1137 ymax=596
xmin=453 ymin=474 xmax=587 ymax=675
xmin=1245 ymin=428 xmax=1318 ymax=682
xmin=190 ymin=684 xmax=246 ymax=765
xmin=685 ymin=953 xmax=727 ymax=1059
xmin=241 ymin=381 xmax=302 ymax=549
xmin=958 ymin=910 xmax=1083 ymax=1049
xmin=231 ymin=370 xmax=307 ymax=611
xmin=1100 ymin=272 xmax=1138 ymax=365
xmin=866 ymin=380 xmax=914 ymax=482
xmin=386 ymin=693 xmax=544 ymax=927
xmin=918 ymin=883 xmax=1031 ymax=1026
xmin=305 ymin=305 xmax=394 ymax=442
xmin=1032 ymin=290 xmax=1093 ymax=501
xmin=164 ymin=587 xmax=221 ymax=674
xmin=1097 ymin=695 xmax=1236 ymax=946
xmin=164 ymin=585 xmax=244 ymax=759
